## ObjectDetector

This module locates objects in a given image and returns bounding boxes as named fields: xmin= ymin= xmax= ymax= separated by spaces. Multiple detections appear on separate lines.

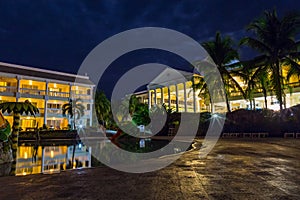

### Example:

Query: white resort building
xmin=136 ymin=67 xmax=300 ymax=113
xmin=0 ymin=62 xmax=95 ymax=129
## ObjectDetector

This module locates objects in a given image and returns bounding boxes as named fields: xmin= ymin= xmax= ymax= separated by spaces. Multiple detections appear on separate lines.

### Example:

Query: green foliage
xmin=62 ymin=98 xmax=85 ymax=129
xmin=0 ymin=120 xmax=11 ymax=142
xmin=193 ymin=31 xmax=246 ymax=112
xmin=240 ymin=9 xmax=300 ymax=111
xmin=94 ymin=90 xmax=111 ymax=126
xmin=132 ymin=103 xmax=150 ymax=126
xmin=0 ymin=100 xmax=39 ymax=115
xmin=62 ymin=99 xmax=85 ymax=119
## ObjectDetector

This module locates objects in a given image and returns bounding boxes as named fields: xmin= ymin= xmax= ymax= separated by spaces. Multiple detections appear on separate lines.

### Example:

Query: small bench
xmin=284 ymin=133 xmax=295 ymax=138
xmin=252 ymin=133 xmax=260 ymax=138
xmin=230 ymin=133 xmax=239 ymax=137
xmin=222 ymin=133 xmax=230 ymax=138
xmin=242 ymin=133 xmax=252 ymax=138
xmin=259 ymin=132 xmax=269 ymax=138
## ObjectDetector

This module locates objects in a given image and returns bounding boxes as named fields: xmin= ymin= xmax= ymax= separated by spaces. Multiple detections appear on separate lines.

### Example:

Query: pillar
xmin=183 ymin=82 xmax=187 ymax=112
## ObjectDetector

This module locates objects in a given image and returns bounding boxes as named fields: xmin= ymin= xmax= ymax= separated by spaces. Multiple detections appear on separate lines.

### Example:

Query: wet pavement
xmin=0 ymin=138 xmax=299 ymax=200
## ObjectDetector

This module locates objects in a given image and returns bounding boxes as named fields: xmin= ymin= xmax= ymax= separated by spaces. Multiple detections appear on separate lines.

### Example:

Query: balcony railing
xmin=20 ymin=88 xmax=46 ymax=96
xmin=71 ymin=93 xmax=91 ymax=100
xmin=0 ymin=86 xmax=17 ymax=93
xmin=48 ymin=91 xmax=70 ymax=98
xmin=47 ymin=108 xmax=62 ymax=115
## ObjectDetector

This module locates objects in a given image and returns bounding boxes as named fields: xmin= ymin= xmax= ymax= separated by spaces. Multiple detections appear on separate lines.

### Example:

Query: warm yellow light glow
xmin=52 ymin=117 xmax=55 ymax=120
xmin=22 ymin=172 xmax=27 ymax=176
xmin=26 ymin=116 xmax=30 ymax=119
xmin=75 ymin=86 xmax=78 ymax=90
xmin=29 ymin=80 xmax=32 ymax=85
xmin=50 ymin=150 xmax=54 ymax=158
xmin=54 ymin=83 xmax=57 ymax=88
xmin=24 ymin=152 xmax=28 ymax=159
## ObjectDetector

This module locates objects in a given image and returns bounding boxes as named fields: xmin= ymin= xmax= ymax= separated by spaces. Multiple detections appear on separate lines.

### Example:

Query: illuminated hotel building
xmin=138 ymin=67 xmax=300 ymax=112
xmin=0 ymin=62 xmax=95 ymax=129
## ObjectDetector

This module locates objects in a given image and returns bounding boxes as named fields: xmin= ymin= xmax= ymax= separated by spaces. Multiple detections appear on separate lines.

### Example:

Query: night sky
xmin=0 ymin=0 xmax=299 ymax=96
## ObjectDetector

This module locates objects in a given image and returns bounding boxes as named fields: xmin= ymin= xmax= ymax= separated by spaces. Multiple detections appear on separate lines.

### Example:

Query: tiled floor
xmin=0 ymin=138 xmax=299 ymax=200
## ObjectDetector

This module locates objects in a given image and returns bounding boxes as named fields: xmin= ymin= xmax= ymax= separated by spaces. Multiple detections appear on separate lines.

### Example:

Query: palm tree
xmin=195 ymin=31 xmax=246 ymax=112
xmin=94 ymin=91 xmax=111 ymax=126
xmin=62 ymin=99 xmax=85 ymax=130
xmin=240 ymin=9 xmax=300 ymax=111
xmin=243 ymin=67 xmax=271 ymax=109
xmin=0 ymin=100 xmax=39 ymax=175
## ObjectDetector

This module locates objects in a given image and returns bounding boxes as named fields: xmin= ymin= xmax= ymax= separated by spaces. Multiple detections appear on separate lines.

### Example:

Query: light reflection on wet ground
xmin=0 ymin=138 xmax=299 ymax=200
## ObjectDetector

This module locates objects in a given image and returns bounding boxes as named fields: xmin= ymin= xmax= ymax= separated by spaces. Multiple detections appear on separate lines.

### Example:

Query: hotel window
xmin=21 ymin=119 xmax=37 ymax=128
xmin=87 ymin=104 xmax=90 ymax=110
xmin=22 ymin=84 xmax=38 ymax=90
xmin=47 ymin=103 xmax=61 ymax=109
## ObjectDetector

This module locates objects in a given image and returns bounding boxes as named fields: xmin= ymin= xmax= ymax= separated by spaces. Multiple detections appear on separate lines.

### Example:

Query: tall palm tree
xmin=94 ymin=91 xmax=111 ymax=126
xmin=0 ymin=100 xmax=39 ymax=175
xmin=62 ymin=99 xmax=85 ymax=130
xmin=240 ymin=9 xmax=300 ymax=111
xmin=195 ymin=31 xmax=246 ymax=112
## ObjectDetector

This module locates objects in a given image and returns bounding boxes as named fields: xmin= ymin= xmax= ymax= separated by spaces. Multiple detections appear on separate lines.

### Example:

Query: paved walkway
xmin=0 ymin=138 xmax=299 ymax=200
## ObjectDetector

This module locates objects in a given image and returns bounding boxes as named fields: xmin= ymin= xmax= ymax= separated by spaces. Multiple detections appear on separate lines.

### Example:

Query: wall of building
xmin=0 ymin=73 xmax=94 ymax=129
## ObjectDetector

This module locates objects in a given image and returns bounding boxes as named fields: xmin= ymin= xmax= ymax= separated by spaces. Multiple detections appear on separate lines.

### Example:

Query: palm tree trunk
xmin=225 ymin=97 xmax=231 ymax=113
xmin=275 ymin=62 xmax=283 ymax=111
xmin=10 ymin=112 xmax=20 ymax=176
xmin=71 ymin=144 xmax=76 ymax=168
xmin=262 ymin=88 xmax=268 ymax=109
xmin=221 ymin=76 xmax=231 ymax=112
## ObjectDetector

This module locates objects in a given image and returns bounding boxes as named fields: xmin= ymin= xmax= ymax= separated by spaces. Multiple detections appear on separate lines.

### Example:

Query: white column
xmin=193 ymin=88 xmax=196 ymax=113
xmin=69 ymin=83 xmax=72 ymax=100
xmin=154 ymin=88 xmax=157 ymax=105
xmin=175 ymin=84 xmax=179 ymax=112
xmin=183 ymin=82 xmax=187 ymax=112
xmin=44 ymin=81 xmax=49 ymax=125
xmin=160 ymin=88 xmax=164 ymax=105
xmin=16 ymin=76 xmax=21 ymax=102
xmin=168 ymin=86 xmax=171 ymax=108
xmin=88 ymin=147 xmax=92 ymax=168
xmin=148 ymin=90 xmax=151 ymax=110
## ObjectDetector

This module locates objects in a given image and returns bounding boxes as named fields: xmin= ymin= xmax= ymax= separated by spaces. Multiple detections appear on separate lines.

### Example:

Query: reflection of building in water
xmin=16 ymin=144 xmax=91 ymax=176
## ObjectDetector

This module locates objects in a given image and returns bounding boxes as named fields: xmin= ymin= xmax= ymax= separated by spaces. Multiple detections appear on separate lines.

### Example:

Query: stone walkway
xmin=0 ymin=138 xmax=299 ymax=200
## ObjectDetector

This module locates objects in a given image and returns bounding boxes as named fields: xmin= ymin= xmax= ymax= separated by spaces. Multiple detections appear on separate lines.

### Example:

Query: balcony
xmin=0 ymin=86 xmax=17 ymax=93
xmin=46 ymin=108 xmax=64 ymax=118
xmin=48 ymin=91 xmax=70 ymax=98
xmin=20 ymin=88 xmax=46 ymax=96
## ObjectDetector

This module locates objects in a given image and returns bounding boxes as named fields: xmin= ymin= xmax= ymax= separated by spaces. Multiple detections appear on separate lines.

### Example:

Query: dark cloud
xmin=0 ymin=0 xmax=298 ymax=94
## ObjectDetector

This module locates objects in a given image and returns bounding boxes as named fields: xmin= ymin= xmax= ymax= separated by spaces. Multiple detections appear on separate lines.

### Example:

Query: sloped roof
xmin=0 ymin=62 xmax=94 ymax=85
xmin=148 ymin=67 xmax=193 ymax=89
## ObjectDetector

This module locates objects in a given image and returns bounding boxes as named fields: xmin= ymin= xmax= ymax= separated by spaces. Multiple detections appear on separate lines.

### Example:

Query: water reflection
xmin=16 ymin=143 xmax=91 ymax=176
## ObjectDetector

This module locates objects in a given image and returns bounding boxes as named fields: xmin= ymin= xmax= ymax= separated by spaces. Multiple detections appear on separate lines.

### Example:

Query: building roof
xmin=0 ymin=62 xmax=94 ymax=85
xmin=148 ymin=67 xmax=194 ymax=89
